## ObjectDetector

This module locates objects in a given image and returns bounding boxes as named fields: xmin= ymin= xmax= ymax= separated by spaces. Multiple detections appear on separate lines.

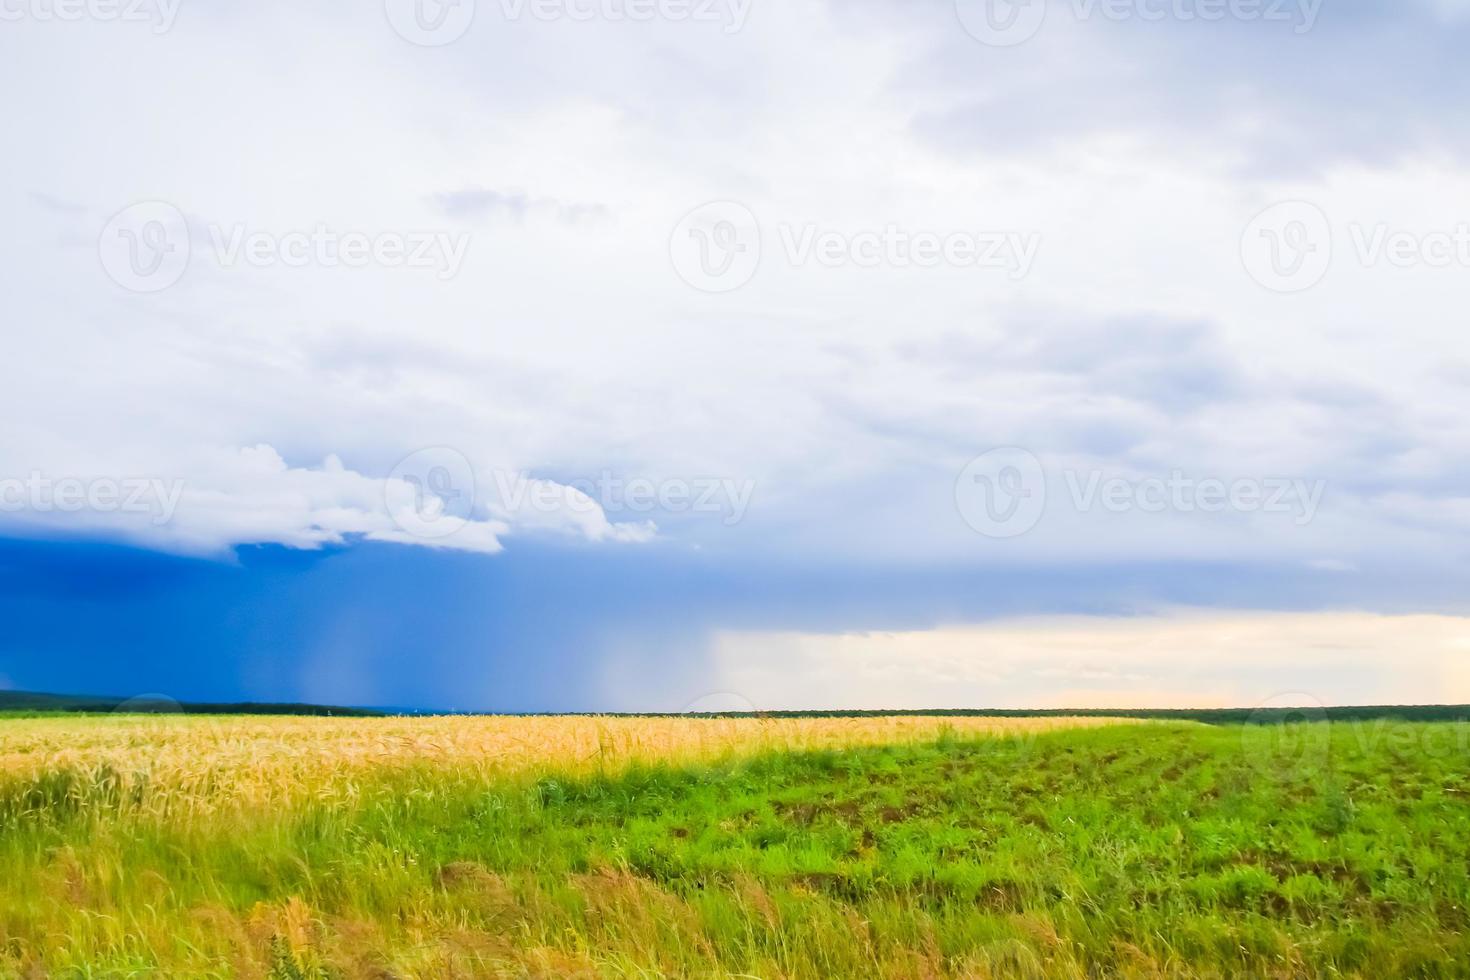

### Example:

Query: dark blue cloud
xmin=4 ymin=533 xmax=1467 ymax=710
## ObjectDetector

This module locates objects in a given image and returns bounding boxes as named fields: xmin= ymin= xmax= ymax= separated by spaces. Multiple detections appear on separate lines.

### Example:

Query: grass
xmin=2 ymin=717 xmax=1469 ymax=977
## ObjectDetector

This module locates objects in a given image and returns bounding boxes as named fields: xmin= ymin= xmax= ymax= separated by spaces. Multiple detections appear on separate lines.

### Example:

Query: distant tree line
xmin=0 ymin=690 xmax=383 ymax=717
xmin=6 ymin=690 xmax=1470 ymax=724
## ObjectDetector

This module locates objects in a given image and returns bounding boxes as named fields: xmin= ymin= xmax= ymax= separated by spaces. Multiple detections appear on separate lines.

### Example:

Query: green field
xmin=3 ymin=718 xmax=1470 ymax=977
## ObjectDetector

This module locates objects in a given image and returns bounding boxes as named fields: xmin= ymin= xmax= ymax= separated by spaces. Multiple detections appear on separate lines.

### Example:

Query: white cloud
xmin=0 ymin=0 xmax=1466 ymax=581
xmin=0 ymin=443 xmax=654 ymax=558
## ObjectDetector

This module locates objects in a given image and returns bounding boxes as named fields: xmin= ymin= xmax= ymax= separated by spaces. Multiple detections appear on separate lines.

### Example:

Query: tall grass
xmin=3 ymin=717 xmax=1467 ymax=977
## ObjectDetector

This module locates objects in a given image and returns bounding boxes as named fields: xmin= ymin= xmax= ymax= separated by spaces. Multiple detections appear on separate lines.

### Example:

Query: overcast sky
xmin=2 ymin=0 xmax=1468 ymax=710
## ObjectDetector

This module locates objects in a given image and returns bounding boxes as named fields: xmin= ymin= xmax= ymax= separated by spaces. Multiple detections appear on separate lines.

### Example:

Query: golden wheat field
xmin=0 ymin=713 xmax=1155 ymax=977
xmin=0 ymin=713 xmax=1128 ymax=816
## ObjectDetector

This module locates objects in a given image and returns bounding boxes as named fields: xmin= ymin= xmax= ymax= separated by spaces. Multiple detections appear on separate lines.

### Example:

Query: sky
xmin=2 ymin=0 xmax=1469 ymax=711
